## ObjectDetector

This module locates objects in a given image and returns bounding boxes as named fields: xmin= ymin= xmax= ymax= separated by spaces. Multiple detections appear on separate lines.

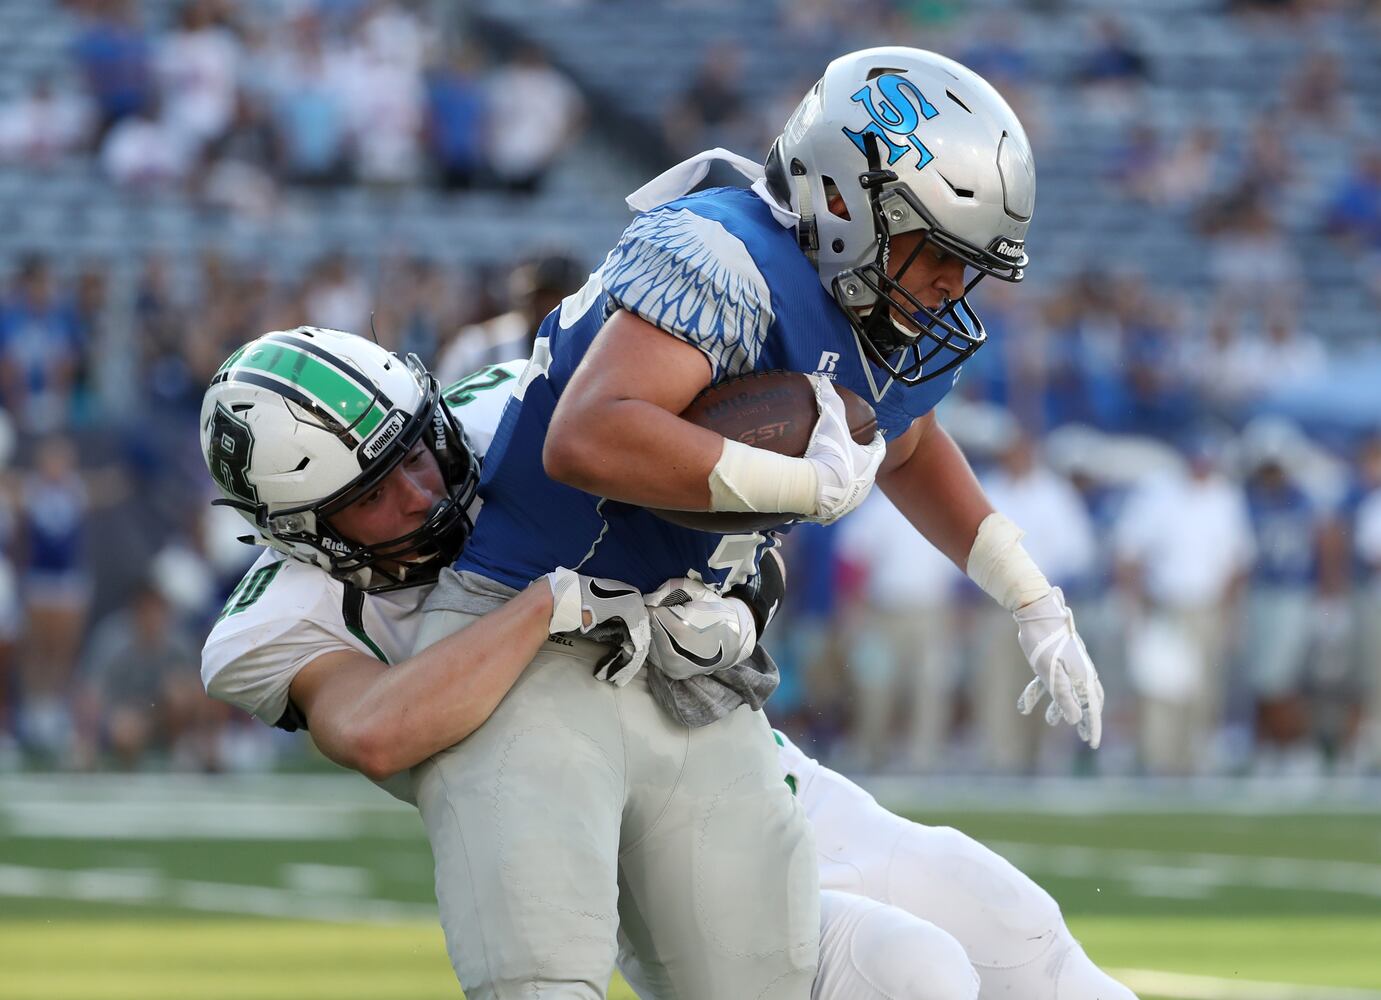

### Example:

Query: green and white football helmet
xmin=765 ymin=46 xmax=1035 ymax=385
xmin=200 ymin=327 xmax=478 ymax=592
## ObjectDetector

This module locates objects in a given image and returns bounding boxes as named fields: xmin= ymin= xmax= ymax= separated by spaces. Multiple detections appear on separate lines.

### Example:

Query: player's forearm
xmin=546 ymin=307 xmax=728 ymax=509
xmin=348 ymin=584 xmax=554 ymax=778
xmin=545 ymin=395 xmax=724 ymax=508
xmin=878 ymin=417 xmax=993 ymax=569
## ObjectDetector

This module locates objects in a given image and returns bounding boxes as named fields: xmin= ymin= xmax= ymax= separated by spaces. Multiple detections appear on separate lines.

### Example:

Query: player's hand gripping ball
xmin=650 ymin=371 xmax=878 ymax=534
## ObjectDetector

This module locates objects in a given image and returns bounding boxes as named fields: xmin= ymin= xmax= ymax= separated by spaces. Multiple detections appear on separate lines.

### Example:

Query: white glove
xmin=801 ymin=374 xmax=886 ymax=525
xmin=1013 ymin=587 xmax=1104 ymax=749
xmin=644 ymin=577 xmax=757 ymax=680
xmin=545 ymin=568 xmax=652 ymax=685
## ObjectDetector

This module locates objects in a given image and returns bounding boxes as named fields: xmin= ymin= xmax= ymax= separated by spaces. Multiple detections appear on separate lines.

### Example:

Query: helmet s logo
xmin=208 ymin=403 xmax=258 ymax=506
xmin=843 ymin=74 xmax=938 ymax=171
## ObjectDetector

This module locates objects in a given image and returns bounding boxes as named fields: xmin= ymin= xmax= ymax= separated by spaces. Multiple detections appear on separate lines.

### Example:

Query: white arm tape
xmin=965 ymin=511 xmax=1052 ymax=612
xmin=546 ymin=567 xmax=583 ymax=633
xmin=708 ymin=438 xmax=819 ymax=515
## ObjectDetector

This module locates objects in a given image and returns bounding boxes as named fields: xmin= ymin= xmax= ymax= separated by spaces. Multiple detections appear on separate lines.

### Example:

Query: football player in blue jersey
xmin=413 ymin=47 xmax=1108 ymax=1000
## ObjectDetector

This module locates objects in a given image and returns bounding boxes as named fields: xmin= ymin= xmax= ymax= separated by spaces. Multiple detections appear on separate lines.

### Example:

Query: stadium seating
xmin=0 ymin=0 xmax=1375 ymax=340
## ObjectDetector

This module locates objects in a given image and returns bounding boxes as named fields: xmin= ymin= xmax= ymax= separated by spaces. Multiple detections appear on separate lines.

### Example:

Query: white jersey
xmin=201 ymin=360 xmax=524 ymax=731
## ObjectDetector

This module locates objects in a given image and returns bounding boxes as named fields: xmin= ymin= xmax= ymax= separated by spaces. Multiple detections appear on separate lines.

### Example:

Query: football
xmin=649 ymin=371 xmax=878 ymax=533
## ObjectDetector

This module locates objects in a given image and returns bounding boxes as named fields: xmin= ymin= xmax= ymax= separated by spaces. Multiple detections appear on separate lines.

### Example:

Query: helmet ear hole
xmin=821 ymin=176 xmax=851 ymax=220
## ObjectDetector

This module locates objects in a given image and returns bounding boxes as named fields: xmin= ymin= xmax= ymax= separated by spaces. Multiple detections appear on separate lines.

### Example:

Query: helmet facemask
xmin=830 ymin=133 xmax=1024 ymax=387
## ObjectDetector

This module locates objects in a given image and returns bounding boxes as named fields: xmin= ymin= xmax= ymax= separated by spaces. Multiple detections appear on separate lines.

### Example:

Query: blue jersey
xmin=458 ymin=186 xmax=964 ymax=592
xmin=1246 ymin=481 xmax=1318 ymax=587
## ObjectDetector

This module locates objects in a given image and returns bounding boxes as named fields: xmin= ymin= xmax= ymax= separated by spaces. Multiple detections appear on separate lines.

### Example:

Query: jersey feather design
xmin=601 ymin=208 xmax=773 ymax=381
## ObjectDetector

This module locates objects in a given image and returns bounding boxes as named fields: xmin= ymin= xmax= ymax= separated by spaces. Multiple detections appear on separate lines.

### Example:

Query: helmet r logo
xmin=842 ymin=74 xmax=939 ymax=171
xmin=208 ymin=403 xmax=258 ymax=505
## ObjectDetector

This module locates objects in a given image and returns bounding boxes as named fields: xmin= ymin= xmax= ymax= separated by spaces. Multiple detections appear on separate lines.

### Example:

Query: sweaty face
xmin=329 ymin=442 xmax=446 ymax=550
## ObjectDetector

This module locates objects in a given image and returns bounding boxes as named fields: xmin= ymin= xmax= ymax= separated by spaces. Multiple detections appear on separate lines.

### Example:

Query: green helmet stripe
xmin=216 ymin=343 xmax=249 ymax=376
xmin=228 ymin=342 xmax=388 ymax=439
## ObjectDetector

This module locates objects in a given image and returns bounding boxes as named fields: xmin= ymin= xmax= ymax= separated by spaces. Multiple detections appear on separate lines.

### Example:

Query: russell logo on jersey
xmin=814 ymin=350 xmax=841 ymax=380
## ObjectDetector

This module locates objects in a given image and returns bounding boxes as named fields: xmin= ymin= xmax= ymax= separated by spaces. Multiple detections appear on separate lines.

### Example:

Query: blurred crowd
xmin=0 ymin=0 xmax=1379 ymax=779
xmin=770 ymin=417 xmax=1381 ymax=779
xmin=0 ymin=0 xmax=585 ymax=203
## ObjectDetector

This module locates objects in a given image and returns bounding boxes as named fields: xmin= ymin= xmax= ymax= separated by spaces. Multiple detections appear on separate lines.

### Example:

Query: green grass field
xmin=2 ymin=774 xmax=1378 ymax=1000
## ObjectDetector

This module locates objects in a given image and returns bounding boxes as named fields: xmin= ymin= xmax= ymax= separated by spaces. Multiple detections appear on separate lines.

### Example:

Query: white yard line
xmin=0 ymin=864 xmax=437 ymax=923
xmin=986 ymin=841 xmax=1381 ymax=899
xmin=0 ymin=800 xmax=369 ymax=840
xmin=1111 ymin=967 xmax=1381 ymax=1000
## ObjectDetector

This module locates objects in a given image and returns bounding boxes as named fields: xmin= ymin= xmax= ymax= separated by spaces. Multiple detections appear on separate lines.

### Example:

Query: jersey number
xmin=217 ymin=563 xmax=284 ymax=621
xmin=706 ymin=532 xmax=766 ymax=591
xmin=443 ymin=365 xmax=517 ymax=408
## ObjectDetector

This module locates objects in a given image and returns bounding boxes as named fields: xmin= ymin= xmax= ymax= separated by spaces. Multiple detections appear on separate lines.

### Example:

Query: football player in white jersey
xmin=202 ymin=327 xmax=1134 ymax=1000
xmin=202 ymin=328 xmax=967 ymax=1000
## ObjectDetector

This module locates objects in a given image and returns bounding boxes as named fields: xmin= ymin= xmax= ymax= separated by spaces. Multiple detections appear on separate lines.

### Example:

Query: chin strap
xmin=789 ymin=157 xmax=819 ymax=265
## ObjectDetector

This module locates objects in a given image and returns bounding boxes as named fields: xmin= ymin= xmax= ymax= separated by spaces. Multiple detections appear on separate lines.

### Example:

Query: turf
xmin=2 ymin=777 xmax=1378 ymax=1000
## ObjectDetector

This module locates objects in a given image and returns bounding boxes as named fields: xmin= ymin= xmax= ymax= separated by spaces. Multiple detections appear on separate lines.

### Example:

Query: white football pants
xmin=411 ymin=602 xmax=819 ymax=1000
xmin=778 ymin=732 xmax=1139 ymax=1000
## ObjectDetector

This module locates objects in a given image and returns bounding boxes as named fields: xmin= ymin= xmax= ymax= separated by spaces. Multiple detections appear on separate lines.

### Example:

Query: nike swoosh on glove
xmin=546 ymin=568 xmax=652 ymax=685
xmin=644 ymin=577 xmax=757 ymax=681
xmin=1013 ymin=587 xmax=1105 ymax=749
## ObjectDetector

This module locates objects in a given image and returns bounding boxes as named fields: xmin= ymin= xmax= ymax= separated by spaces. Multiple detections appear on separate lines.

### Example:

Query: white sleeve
xmin=202 ymin=616 xmax=356 ymax=728
xmin=600 ymin=207 xmax=774 ymax=382
xmin=200 ymin=555 xmax=362 ymax=728
xmin=442 ymin=358 xmax=525 ymax=458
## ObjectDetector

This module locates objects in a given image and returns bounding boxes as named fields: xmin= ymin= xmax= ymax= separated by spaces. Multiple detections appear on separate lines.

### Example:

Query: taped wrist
xmin=965 ymin=512 xmax=1052 ymax=612
xmin=708 ymin=438 xmax=818 ymax=515
xmin=545 ymin=567 xmax=584 ymax=633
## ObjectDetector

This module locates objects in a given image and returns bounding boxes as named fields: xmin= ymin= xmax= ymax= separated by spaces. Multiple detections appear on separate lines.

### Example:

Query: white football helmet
xmin=765 ymin=47 xmax=1035 ymax=385
xmin=200 ymin=327 xmax=478 ymax=592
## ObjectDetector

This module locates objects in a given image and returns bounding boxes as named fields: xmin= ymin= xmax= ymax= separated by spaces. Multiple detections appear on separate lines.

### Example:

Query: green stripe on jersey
xmin=347 ymin=623 xmax=389 ymax=664
xmin=342 ymin=584 xmax=390 ymax=664
xmin=230 ymin=343 xmax=387 ymax=438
